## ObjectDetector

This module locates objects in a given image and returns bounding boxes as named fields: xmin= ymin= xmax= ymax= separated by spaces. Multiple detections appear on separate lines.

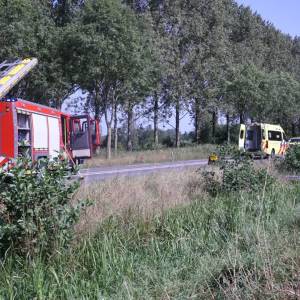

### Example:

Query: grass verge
xmin=84 ymin=144 xmax=215 ymax=168
xmin=75 ymin=169 xmax=203 ymax=234
xmin=0 ymin=170 xmax=300 ymax=299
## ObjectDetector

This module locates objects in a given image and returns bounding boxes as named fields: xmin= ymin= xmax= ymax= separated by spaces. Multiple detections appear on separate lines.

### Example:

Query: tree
xmin=0 ymin=0 xmax=72 ymax=107
xmin=224 ymin=64 xmax=267 ymax=123
xmin=132 ymin=2 xmax=167 ymax=147
xmin=152 ymin=0 xmax=192 ymax=148
xmin=264 ymin=72 xmax=300 ymax=133
xmin=182 ymin=0 xmax=231 ymax=144
xmin=51 ymin=0 xmax=84 ymax=26
xmin=62 ymin=0 xmax=155 ymax=158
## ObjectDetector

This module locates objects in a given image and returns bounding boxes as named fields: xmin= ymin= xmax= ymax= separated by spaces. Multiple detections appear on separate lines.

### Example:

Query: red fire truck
xmin=0 ymin=58 xmax=100 ymax=167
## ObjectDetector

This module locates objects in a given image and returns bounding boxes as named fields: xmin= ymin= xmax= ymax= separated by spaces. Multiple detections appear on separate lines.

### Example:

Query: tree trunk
xmin=106 ymin=126 xmax=112 ymax=160
xmin=95 ymin=96 xmax=102 ymax=154
xmin=240 ymin=114 xmax=244 ymax=124
xmin=104 ymin=109 xmax=112 ymax=160
xmin=226 ymin=114 xmax=230 ymax=144
xmin=194 ymin=98 xmax=201 ymax=144
xmin=94 ymin=86 xmax=101 ymax=120
xmin=212 ymin=111 xmax=216 ymax=144
xmin=114 ymin=103 xmax=118 ymax=153
xmin=292 ymin=122 xmax=296 ymax=137
xmin=175 ymin=99 xmax=180 ymax=148
xmin=94 ymin=90 xmax=101 ymax=154
xmin=127 ymin=104 xmax=133 ymax=151
xmin=104 ymin=91 xmax=114 ymax=160
xmin=153 ymin=93 xmax=159 ymax=147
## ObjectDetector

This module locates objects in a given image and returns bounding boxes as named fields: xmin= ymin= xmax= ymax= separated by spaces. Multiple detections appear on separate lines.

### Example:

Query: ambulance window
xmin=240 ymin=130 xmax=244 ymax=139
xmin=268 ymin=131 xmax=282 ymax=141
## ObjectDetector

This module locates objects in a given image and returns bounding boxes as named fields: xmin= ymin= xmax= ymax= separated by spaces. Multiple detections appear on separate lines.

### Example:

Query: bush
xmin=222 ymin=158 xmax=273 ymax=193
xmin=0 ymin=157 xmax=84 ymax=258
xmin=203 ymin=149 xmax=275 ymax=196
xmin=279 ymin=144 xmax=300 ymax=173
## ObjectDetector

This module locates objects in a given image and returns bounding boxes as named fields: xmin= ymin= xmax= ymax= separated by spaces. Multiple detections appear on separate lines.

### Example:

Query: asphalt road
xmin=77 ymin=159 xmax=208 ymax=184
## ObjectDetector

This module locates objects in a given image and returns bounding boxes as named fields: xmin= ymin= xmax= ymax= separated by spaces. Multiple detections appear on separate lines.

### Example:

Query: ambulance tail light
xmin=265 ymin=141 xmax=268 ymax=149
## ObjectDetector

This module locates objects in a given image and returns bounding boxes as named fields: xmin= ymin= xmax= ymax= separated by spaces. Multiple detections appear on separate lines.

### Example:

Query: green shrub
xmin=216 ymin=144 xmax=240 ymax=159
xmin=222 ymin=158 xmax=273 ymax=193
xmin=203 ymin=151 xmax=274 ymax=196
xmin=0 ymin=157 xmax=83 ymax=258
xmin=279 ymin=144 xmax=300 ymax=173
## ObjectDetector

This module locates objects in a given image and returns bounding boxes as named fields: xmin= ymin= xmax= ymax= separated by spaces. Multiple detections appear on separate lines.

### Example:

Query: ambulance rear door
xmin=239 ymin=124 xmax=246 ymax=151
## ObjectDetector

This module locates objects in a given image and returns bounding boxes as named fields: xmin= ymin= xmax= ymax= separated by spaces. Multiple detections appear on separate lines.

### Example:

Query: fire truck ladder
xmin=0 ymin=58 xmax=38 ymax=99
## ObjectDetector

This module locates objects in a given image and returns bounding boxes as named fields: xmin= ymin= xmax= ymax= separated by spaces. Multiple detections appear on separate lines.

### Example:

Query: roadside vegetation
xmin=76 ymin=169 xmax=202 ymax=234
xmin=84 ymin=144 xmax=215 ymax=167
xmin=278 ymin=144 xmax=300 ymax=174
xmin=1 ymin=154 xmax=300 ymax=299
xmin=0 ymin=157 xmax=83 ymax=258
xmin=1 ymin=185 xmax=299 ymax=299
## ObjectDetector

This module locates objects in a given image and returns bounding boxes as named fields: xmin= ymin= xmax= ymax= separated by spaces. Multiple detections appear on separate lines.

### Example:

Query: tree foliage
xmin=0 ymin=0 xmax=72 ymax=107
xmin=1 ymin=0 xmax=300 ymax=150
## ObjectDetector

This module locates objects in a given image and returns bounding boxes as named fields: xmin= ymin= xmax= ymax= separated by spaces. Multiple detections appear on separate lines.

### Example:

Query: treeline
xmin=1 ymin=0 xmax=300 ymax=157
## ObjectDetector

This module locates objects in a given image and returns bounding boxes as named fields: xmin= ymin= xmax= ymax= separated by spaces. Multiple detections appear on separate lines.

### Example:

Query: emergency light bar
xmin=0 ymin=58 xmax=38 ymax=99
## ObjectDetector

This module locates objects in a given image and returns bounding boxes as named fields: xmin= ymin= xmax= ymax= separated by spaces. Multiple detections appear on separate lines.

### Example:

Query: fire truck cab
xmin=0 ymin=58 xmax=100 ymax=167
xmin=0 ymin=99 xmax=100 ymax=167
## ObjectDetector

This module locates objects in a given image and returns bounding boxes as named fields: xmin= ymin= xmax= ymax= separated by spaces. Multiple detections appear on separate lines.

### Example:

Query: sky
xmin=235 ymin=0 xmax=300 ymax=37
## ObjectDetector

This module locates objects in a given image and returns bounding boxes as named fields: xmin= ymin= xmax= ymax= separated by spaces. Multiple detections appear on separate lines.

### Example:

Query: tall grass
xmin=1 ymin=182 xmax=300 ymax=299
xmin=75 ymin=170 xmax=203 ymax=234
xmin=84 ymin=144 xmax=215 ymax=168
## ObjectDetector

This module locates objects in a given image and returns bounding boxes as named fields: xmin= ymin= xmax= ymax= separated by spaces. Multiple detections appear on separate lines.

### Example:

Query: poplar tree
xmin=62 ymin=0 xmax=155 ymax=158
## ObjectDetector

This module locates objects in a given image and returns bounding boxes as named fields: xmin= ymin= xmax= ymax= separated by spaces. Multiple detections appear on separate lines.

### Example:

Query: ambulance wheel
xmin=270 ymin=149 xmax=275 ymax=159
xmin=76 ymin=158 xmax=84 ymax=165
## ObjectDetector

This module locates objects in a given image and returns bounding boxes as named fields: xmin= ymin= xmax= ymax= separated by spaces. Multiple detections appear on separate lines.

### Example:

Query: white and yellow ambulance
xmin=239 ymin=123 xmax=288 ymax=157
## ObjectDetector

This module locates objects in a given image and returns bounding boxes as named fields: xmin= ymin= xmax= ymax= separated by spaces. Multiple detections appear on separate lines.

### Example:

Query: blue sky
xmin=236 ymin=0 xmax=300 ymax=37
